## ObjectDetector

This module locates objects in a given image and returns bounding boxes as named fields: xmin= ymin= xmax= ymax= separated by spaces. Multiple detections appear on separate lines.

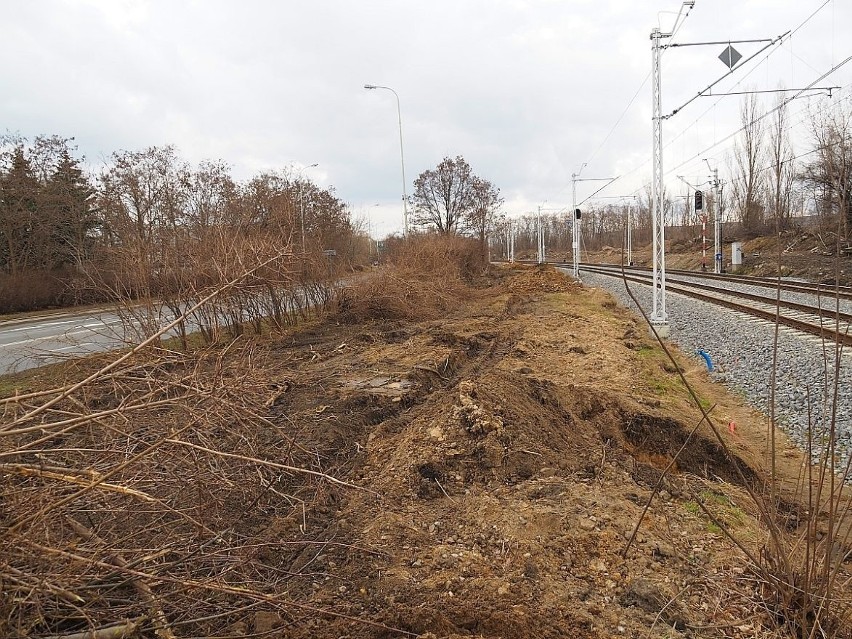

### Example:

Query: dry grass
xmin=0 ymin=252 xmax=369 ymax=639
xmin=334 ymin=234 xmax=486 ymax=323
xmin=618 ymin=261 xmax=852 ymax=638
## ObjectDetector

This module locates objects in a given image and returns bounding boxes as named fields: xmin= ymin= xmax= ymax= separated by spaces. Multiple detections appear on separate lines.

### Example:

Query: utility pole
xmin=364 ymin=84 xmax=409 ymax=235
xmin=647 ymin=3 xmax=787 ymax=326
xmin=571 ymin=166 xmax=585 ymax=278
xmin=571 ymin=168 xmax=614 ymax=279
xmin=650 ymin=25 xmax=668 ymax=332
xmin=714 ymin=168 xmax=722 ymax=273
xmin=704 ymin=159 xmax=722 ymax=273
xmin=648 ymin=0 xmax=697 ymax=333
xmin=505 ymin=221 xmax=510 ymax=261
xmin=703 ymin=214 xmax=708 ymax=270
xmin=626 ymin=197 xmax=636 ymax=266
xmin=537 ymin=205 xmax=545 ymax=264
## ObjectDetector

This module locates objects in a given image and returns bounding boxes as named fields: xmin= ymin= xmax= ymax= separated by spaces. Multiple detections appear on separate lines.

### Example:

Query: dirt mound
xmin=507 ymin=264 xmax=578 ymax=294
xmin=2 ymin=263 xmax=845 ymax=638
xmin=335 ymin=271 xmax=470 ymax=323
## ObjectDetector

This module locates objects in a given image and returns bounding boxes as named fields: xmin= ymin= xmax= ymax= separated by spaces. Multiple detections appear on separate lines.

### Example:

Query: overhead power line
xmin=664 ymin=32 xmax=790 ymax=119
xmin=582 ymin=73 xmax=651 ymax=170
xmin=581 ymin=0 xmax=696 ymax=171
xmin=591 ymin=0 xmax=837 ymax=197
xmin=663 ymin=54 xmax=852 ymax=180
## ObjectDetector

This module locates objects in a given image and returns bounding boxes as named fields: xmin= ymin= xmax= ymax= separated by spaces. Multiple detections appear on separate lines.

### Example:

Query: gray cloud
xmin=3 ymin=0 xmax=850 ymax=236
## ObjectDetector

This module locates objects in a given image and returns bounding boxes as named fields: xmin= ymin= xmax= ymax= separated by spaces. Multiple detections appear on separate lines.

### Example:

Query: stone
xmin=253 ymin=611 xmax=282 ymax=634
xmin=653 ymin=541 xmax=676 ymax=558
xmin=621 ymin=578 xmax=688 ymax=629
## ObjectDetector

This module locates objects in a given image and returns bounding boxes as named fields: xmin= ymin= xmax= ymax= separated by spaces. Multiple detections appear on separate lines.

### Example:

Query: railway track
xmin=571 ymin=262 xmax=852 ymax=347
xmin=580 ymin=261 xmax=852 ymax=303
xmin=506 ymin=258 xmax=852 ymax=301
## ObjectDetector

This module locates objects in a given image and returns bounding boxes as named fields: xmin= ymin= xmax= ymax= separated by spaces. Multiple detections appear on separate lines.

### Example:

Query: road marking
xmin=0 ymin=326 xmax=125 ymax=348
xmin=52 ymin=343 xmax=97 ymax=352
xmin=2 ymin=319 xmax=83 ymax=333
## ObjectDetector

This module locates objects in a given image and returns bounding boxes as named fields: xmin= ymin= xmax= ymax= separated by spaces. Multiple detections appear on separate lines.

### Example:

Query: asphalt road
xmin=0 ymin=286 xmax=323 ymax=376
xmin=0 ymin=308 xmax=130 ymax=374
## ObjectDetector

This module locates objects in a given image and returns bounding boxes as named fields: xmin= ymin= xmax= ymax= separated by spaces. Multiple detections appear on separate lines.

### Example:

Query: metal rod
xmin=667 ymin=37 xmax=778 ymax=47
xmin=664 ymin=32 xmax=790 ymax=119
xmin=703 ymin=86 xmax=839 ymax=97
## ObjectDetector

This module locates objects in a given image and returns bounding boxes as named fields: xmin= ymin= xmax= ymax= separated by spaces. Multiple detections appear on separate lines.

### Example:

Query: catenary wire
xmin=584 ymin=0 xmax=837 ymax=199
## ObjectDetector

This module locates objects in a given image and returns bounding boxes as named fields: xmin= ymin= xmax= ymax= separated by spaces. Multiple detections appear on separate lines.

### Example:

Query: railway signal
xmin=694 ymin=190 xmax=703 ymax=211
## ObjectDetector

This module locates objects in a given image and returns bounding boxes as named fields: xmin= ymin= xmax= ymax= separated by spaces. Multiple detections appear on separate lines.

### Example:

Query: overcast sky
xmin=3 ymin=0 xmax=850 ymax=236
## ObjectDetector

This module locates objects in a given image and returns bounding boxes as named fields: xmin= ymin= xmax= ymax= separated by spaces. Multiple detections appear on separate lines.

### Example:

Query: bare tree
xmin=183 ymin=159 xmax=235 ymax=231
xmin=802 ymin=104 xmax=852 ymax=239
xmin=464 ymin=177 xmax=503 ymax=253
xmin=410 ymin=156 xmax=475 ymax=233
xmin=98 ymin=145 xmax=189 ymax=265
xmin=767 ymin=91 xmax=795 ymax=230
xmin=731 ymin=94 xmax=767 ymax=236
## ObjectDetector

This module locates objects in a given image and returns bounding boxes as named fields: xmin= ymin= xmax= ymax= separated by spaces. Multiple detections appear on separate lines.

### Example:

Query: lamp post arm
xmin=366 ymin=84 xmax=409 ymax=235
xmin=390 ymin=89 xmax=409 ymax=235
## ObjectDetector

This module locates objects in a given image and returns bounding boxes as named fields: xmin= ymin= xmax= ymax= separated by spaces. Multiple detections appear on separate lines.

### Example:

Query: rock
xmin=589 ymin=559 xmax=607 ymax=572
xmin=539 ymin=466 xmax=557 ymax=477
xmin=253 ymin=611 xmax=282 ymax=634
xmin=523 ymin=559 xmax=539 ymax=579
xmin=621 ymin=578 xmax=688 ymax=629
xmin=579 ymin=518 xmax=596 ymax=532
xmin=653 ymin=541 xmax=676 ymax=558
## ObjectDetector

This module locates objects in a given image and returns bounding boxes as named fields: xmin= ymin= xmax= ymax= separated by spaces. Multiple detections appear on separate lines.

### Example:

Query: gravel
xmin=665 ymin=271 xmax=852 ymax=316
xmin=579 ymin=269 xmax=852 ymax=471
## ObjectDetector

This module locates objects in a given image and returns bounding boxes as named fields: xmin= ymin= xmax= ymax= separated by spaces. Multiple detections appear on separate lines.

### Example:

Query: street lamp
xmin=299 ymin=163 xmax=319 ymax=252
xmin=364 ymin=84 xmax=409 ymax=235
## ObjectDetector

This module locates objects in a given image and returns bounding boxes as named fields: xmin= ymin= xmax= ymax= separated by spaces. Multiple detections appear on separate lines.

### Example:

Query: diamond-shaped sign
xmin=718 ymin=45 xmax=742 ymax=69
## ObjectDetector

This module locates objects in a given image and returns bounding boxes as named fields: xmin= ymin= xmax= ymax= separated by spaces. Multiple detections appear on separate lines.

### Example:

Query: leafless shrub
xmin=334 ymin=234 xmax=485 ymax=323
xmin=0 ymin=257 xmax=369 ymax=637
xmin=621 ymin=240 xmax=852 ymax=637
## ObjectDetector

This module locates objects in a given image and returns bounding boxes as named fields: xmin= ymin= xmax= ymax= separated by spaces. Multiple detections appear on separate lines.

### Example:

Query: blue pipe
xmin=697 ymin=349 xmax=714 ymax=372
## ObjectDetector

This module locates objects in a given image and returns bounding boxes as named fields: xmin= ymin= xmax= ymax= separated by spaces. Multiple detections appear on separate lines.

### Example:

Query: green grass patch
xmin=684 ymin=489 xmax=748 ymax=533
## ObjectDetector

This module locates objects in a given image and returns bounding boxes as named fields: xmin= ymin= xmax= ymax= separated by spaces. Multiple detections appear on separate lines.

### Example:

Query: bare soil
xmin=231 ymin=265 xmax=836 ymax=637
xmin=2 ymin=263 xmax=849 ymax=638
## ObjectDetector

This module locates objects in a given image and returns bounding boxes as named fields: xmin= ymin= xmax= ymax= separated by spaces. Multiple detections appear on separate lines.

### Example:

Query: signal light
xmin=695 ymin=190 xmax=704 ymax=211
